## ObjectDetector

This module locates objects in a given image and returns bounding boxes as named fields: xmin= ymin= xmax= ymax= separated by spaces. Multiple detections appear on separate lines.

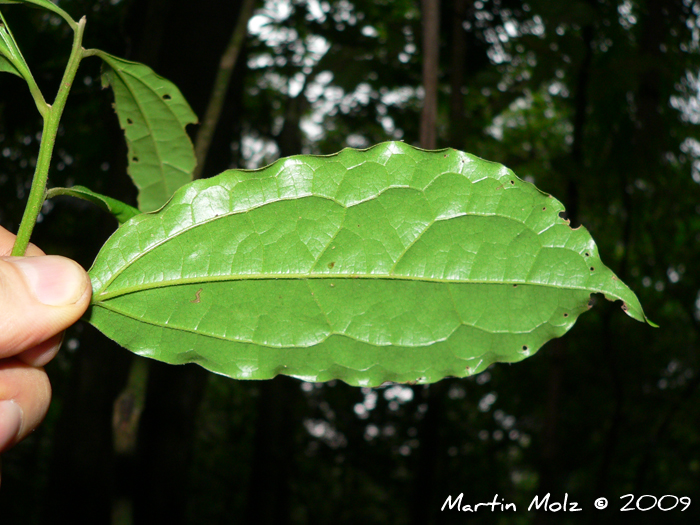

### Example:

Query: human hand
xmin=0 ymin=226 xmax=91 ymax=478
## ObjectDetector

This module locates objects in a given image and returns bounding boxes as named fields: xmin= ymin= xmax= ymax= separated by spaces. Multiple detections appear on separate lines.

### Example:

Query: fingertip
xmin=0 ymin=256 xmax=91 ymax=356
xmin=16 ymin=333 xmax=63 ymax=367
xmin=7 ymin=256 xmax=90 ymax=307
xmin=0 ymin=400 xmax=22 ymax=452
xmin=0 ymin=360 xmax=51 ymax=448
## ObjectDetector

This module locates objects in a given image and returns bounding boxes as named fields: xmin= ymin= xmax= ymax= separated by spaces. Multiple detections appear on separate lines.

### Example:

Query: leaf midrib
xmin=95 ymin=273 xmax=602 ymax=302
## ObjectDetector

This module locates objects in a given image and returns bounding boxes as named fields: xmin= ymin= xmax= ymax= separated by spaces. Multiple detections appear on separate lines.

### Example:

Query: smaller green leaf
xmin=95 ymin=50 xmax=198 ymax=213
xmin=46 ymin=186 xmax=140 ymax=225
xmin=0 ymin=10 xmax=30 ymax=78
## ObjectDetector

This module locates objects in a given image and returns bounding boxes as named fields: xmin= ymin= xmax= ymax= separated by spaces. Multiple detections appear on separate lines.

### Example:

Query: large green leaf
xmin=96 ymin=51 xmax=198 ymax=212
xmin=87 ymin=142 xmax=653 ymax=386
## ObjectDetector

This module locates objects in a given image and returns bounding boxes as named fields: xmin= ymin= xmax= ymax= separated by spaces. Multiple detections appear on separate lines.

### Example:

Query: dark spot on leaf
xmin=522 ymin=345 xmax=528 ymax=351
xmin=126 ymin=118 xmax=133 ymax=125
xmin=563 ymin=313 xmax=569 ymax=317
xmin=513 ymin=284 xmax=518 ymax=287
xmin=328 ymin=262 xmax=335 ymax=269
xmin=585 ymin=252 xmax=590 ymax=257
xmin=162 ymin=94 xmax=172 ymax=100
xmin=510 ymin=180 xmax=515 ymax=185
xmin=590 ymin=267 xmax=595 ymax=271
xmin=542 ymin=207 xmax=546 ymax=211
xmin=132 ymin=157 xmax=139 ymax=162
xmin=189 ymin=288 xmax=202 ymax=304
xmin=444 ymin=154 xmax=448 ymax=158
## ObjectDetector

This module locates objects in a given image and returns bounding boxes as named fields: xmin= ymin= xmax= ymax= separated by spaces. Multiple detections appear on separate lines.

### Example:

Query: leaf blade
xmin=88 ymin=142 xmax=652 ymax=385
xmin=0 ymin=9 xmax=29 ymax=78
xmin=0 ymin=55 xmax=21 ymax=76
xmin=95 ymin=51 xmax=198 ymax=212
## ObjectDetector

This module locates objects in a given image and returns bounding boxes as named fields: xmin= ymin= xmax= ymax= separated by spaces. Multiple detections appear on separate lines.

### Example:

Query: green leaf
xmin=95 ymin=50 xmax=198 ymax=212
xmin=87 ymin=142 xmax=653 ymax=386
xmin=0 ymin=9 xmax=29 ymax=78
xmin=0 ymin=55 xmax=21 ymax=76
xmin=46 ymin=185 xmax=140 ymax=225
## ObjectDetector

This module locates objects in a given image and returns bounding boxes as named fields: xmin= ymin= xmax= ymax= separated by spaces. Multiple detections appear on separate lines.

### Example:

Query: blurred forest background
xmin=1 ymin=0 xmax=699 ymax=523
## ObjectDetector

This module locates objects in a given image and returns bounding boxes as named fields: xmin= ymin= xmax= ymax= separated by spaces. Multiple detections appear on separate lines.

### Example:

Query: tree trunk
xmin=420 ymin=0 xmax=440 ymax=149
xmin=243 ymin=376 xmax=301 ymax=525
xmin=41 ymin=329 xmax=132 ymax=524
xmin=410 ymin=381 xmax=447 ymax=525
xmin=449 ymin=0 xmax=468 ymax=147
xmin=133 ymin=363 xmax=209 ymax=525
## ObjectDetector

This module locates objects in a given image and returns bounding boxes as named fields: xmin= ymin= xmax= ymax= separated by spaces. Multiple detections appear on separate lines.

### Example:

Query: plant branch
xmin=12 ymin=16 xmax=86 ymax=256
xmin=419 ymin=0 xmax=439 ymax=149
xmin=23 ymin=66 xmax=49 ymax=118
xmin=80 ymin=47 xmax=100 ymax=58
xmin=192 ymin=0 xmax=256 ymax=179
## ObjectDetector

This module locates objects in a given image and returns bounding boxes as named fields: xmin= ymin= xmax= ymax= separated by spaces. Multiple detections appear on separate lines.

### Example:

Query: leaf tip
xmin=621 ymin=301 xmax=658 ymax=327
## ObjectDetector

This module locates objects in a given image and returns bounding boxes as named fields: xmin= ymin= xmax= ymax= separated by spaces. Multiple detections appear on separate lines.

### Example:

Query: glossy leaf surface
xmin=88 ymin=142 xmax=652 ymax=386
xmin=97 ymin=51 xmax=198 ymax=212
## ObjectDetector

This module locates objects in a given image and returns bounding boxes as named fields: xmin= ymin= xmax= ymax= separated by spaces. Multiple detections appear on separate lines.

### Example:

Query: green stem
xmin=24 ymin=73 xmax=49 ymax=119
xmin=18 ymin=57 xmax=49 ymax=117
xmin=12 ymin=17 xmax=87 ymax=256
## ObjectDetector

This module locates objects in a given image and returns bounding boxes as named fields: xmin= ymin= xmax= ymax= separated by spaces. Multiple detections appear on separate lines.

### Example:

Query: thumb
xmin=0 ymin=256 xmax=91 ymax=358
